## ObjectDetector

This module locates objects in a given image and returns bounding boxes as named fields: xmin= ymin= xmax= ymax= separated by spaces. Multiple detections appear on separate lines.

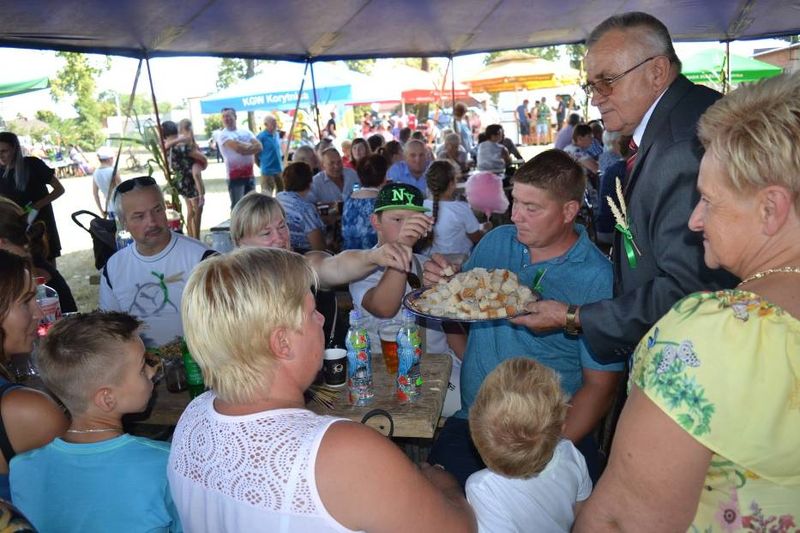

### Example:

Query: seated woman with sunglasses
xmin=170 ymin=247 xmax=475 ymax=532
xmin=99 ymin=176 xmax=215 ymax=348
xmin=0 ymin=250 xmax=68 ymax=500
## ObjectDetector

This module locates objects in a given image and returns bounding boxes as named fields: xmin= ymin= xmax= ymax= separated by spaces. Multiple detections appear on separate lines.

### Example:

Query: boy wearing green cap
xmin=349 ymin=183 xmax=462 ymax=416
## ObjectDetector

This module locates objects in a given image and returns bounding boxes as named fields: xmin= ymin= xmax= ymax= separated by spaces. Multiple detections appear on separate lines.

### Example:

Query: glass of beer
xmin=379 ymin=320 xmax=402 ymax=375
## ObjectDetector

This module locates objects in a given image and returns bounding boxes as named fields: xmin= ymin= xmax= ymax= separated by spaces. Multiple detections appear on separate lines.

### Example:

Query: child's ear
xmin=93 ymin=387 xmax=117 ymax=413
xmin=370 ymin=213 xmax=381 ymax=233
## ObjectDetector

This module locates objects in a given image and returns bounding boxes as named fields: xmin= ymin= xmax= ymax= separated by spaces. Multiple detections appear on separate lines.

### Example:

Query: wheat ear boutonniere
xmin=606 ymin=177 xmax=641 ymax=268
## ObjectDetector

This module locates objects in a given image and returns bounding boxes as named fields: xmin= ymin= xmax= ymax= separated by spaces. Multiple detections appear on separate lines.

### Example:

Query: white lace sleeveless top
xmin=168 ymin=392 xmax=360 ymax=533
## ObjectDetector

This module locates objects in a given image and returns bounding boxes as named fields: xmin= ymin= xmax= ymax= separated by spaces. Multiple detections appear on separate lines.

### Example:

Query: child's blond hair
xmin=469 ymin=357 xmax=568 ymax=478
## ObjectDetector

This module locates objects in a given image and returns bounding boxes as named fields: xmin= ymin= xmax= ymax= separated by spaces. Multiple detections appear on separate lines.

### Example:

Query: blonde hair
xmin=181 ymin=247 xmax=317 ymax=404
xmin=698 ymin=72 xmax=800 ymax=209
xmin=37 ymin=311 xmax=143 ymax=414
xmin=229 ymin=192 xmax=286 ymax=246
xmin=469 ymin=358 xmax=568 ymax=478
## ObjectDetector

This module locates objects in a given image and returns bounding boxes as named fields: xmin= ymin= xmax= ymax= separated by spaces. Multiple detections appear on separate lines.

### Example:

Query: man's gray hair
xmin=113 ymin=179 xmax=163 ymax=227
xmin=587 ymin=12 xmax=681 ymax=70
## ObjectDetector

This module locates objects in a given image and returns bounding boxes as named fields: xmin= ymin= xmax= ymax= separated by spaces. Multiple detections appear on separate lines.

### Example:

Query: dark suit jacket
xmin=581 ymin=75 xmax=739 ymax=363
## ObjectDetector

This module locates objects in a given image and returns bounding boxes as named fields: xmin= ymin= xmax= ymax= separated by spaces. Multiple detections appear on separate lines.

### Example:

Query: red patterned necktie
xmin=626 ymin=138 xmax=639 ymax=179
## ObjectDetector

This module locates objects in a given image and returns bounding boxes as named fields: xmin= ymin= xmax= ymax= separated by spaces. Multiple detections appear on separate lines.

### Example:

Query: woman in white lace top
xmin=170 ymin=247 xmax=475 ymax=533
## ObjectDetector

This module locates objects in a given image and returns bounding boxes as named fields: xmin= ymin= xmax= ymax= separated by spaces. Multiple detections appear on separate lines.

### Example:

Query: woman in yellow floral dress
xmin=575 ymin=72 xmax=800 ymax=531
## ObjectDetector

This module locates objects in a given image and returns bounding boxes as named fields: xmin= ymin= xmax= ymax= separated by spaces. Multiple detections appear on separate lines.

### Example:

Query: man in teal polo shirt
xmin=256 ymin=115 xmax=283 ymax=195
xmin=424 ymin=150 xmax=623 ymax=487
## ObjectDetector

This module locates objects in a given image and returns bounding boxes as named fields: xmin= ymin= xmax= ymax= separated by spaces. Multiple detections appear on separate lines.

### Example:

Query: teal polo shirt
xmin=456 ymin=224 xmax=623 ymax=419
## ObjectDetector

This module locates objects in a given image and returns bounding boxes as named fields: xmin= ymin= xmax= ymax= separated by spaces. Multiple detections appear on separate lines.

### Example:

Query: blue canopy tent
xmin=1 ymin=1 xmax=799 ymax=61
xmin=2 ymin=0 xmax=799 ymax=173
xmin=200 ymin=62 xmax=371 ymax=114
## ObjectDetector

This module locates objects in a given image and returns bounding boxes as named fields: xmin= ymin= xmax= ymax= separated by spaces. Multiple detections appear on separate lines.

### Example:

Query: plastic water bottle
xmin=35 ymin=277 xmax=61 ymax=336
xmin=396 ymin=309 xmax=423 ymax=402
xmin=181 ymin=338 xmax=206 ymax=398
xmin=345 ymin=310 xmax=373 ymax=405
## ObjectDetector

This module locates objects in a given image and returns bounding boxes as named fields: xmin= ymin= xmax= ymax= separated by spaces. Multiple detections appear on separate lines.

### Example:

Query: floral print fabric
xmin=631 ymin=290 xmax=800 ymax=532
xmin=341 ymin=196 xmax=377 ymax=250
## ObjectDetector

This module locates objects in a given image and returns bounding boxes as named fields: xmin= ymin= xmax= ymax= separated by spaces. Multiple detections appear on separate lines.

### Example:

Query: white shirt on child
xmin=466 ymin=439 xmax=592 ymax=533
xmin=422 ymin=199 xmax=482 ymax=257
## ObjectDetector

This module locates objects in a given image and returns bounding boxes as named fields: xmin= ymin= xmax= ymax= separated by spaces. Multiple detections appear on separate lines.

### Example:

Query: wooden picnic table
xmin=46 ymin=159 xmax=80 ymax=179
xmin=141 ymin=352 xmax=451 ymax=440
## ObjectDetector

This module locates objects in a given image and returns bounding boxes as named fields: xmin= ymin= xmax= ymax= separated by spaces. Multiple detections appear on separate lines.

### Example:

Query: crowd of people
xmin=0 ymin=10 xmax=798 ymax=533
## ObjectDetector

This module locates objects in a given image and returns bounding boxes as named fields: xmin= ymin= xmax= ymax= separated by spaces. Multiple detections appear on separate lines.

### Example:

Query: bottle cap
xmin=35 ymin=276 xmax=46 ymax=285
xmin=349 ymin=309 xmax=361 ymax=321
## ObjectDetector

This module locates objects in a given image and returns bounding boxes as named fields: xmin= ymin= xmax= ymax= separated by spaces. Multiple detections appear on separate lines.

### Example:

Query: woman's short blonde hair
xmin=469 ymin=358 xmax=568 ymax=479
xmin=181 ymin=247 xmax=317 ymax=404
xmin=698 ymin=72 xmax=800 ymax=208
xmin=229 ymin=192 xmax=286 ymax=246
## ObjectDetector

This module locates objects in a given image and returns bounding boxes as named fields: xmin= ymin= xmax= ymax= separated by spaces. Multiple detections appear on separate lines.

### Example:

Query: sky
xmin=0 ymin=37 xmax=789 ymax=120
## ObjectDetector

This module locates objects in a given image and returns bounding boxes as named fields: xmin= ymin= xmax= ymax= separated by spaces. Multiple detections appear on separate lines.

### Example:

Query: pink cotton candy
xmin=465 ymin=171 xmax=509 ymax=219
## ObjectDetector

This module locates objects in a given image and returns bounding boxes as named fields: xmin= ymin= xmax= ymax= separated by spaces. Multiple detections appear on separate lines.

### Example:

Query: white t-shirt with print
xmin=99 ymin=232 xmax=212 ymax=347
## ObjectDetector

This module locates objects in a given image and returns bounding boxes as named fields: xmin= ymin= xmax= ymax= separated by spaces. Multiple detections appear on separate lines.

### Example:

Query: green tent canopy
xmin=682 ymin=49 xmax=782 ymax=85
xmin=0 ymin=77 xmax=50 ymax=98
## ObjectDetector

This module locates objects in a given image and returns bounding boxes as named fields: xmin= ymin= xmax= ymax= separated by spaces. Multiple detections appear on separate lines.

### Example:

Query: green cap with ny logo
xmin=373 ymin=182 xmax=429 ymax=213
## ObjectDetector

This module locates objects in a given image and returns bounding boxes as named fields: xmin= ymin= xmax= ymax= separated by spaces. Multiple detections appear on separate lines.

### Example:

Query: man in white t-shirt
xmin=216 ymin=107 xmax=262 ymax=209
xmin=99 ymin=177 xmax=215 ymax=347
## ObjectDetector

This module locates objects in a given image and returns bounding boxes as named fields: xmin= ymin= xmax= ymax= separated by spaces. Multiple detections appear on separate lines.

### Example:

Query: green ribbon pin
xmin=615 ymin=223 xmax=638 ymax=269
xmin=532 ymin=268 xmax=547 ymax=293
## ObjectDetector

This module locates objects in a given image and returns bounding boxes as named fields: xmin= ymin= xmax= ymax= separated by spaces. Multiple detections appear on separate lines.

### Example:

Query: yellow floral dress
xmin=631 ymin=290 xmax=800 ymax=532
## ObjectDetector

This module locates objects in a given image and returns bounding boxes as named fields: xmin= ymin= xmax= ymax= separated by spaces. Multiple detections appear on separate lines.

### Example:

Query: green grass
xmin=58 ymin=249 xmax=100 ymax=312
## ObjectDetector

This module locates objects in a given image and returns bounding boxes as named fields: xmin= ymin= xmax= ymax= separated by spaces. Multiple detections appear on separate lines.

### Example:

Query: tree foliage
xmin=97 ymin=90 xmax=172 ymax=120
xmin=345 ymin=59 xmax=376 ymax=74
xmin=216 ymin=58 xmax=249 ymax=90
xmin=50 ymin=52 xmax=109 ymax=149
xmin=204 ymin=114 xmax=223 ymax=138
xmin=484 ymin=46 xmax=560 ymax=64
xmin=216 ymin=58 xmax=270 ymax=90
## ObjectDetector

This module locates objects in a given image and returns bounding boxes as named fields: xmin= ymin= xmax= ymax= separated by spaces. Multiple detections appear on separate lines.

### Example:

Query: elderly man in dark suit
xmin=520 ymin=12 xmax=737 ymax=363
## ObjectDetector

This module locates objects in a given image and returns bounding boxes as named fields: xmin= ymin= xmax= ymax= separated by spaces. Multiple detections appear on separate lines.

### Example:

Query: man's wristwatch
xmin=564 ymin=304 xmax=581 ymax=336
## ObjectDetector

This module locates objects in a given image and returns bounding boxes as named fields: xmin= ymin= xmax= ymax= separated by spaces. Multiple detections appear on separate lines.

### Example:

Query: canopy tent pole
xmin=111 ymin=58 xmax=143 ymax=178
xmin=283 ymin=61 xmax=310 ymax=167
xmin=145 ymin=56 xmax=170 ymax=186
xmin=450 ymin=57 xmax=457 ymax=131
xmin=440 ymin=56 xmax=453 ymax=107
xmin=309 ymin=61 xmax=323 ymax=140
xmin=725 ymin=41 xmax=732 ymax=94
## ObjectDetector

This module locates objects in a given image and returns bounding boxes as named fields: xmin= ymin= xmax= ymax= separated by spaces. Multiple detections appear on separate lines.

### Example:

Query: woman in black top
xmin=0 ymin=132 xmax=65 ymax=263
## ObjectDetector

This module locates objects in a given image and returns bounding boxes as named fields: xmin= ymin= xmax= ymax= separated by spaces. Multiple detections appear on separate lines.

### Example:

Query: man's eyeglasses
xmin=113 ymin=176 xmax=157 ymax=199
xmin=582 ymin=56 xmax=658 ymax=98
